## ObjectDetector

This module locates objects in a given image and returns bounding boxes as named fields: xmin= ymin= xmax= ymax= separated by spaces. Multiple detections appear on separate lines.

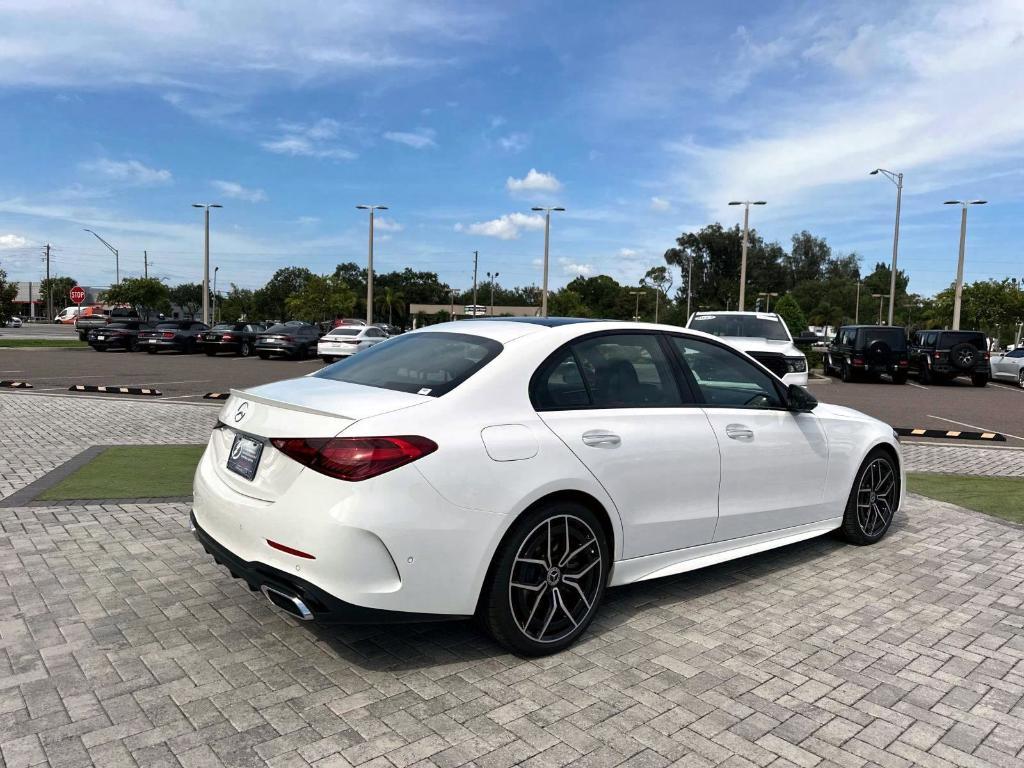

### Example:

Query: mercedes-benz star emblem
xmin=233 ymin=401 xmax=249 ymax=423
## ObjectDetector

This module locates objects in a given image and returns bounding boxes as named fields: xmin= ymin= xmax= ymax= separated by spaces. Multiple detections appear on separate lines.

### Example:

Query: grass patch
xmin=0 ymin=338 xmax=88 ymax=348
xmin=39 ymin=445 xmax=205 ymax=501
xmin=908 ymin=472 xmax=1024 ymax=525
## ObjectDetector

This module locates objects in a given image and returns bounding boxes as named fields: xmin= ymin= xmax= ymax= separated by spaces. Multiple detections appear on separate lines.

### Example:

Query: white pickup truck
xmin=686 ymin=311 xmax=809 ymax=386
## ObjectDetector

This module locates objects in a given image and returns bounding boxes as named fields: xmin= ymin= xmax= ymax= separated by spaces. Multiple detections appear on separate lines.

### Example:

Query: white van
xmin=54 ymin=306 xmax=83 ymax=324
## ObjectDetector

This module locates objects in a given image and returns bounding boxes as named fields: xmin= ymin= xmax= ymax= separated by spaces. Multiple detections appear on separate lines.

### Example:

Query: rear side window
xmin=533 ymin=333 xmax=685 ymax=409
xmin=314 ymin=332 xmax=501 ymax=397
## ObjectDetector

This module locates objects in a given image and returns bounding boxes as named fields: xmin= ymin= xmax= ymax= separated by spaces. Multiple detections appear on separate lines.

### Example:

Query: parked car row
xmin=84 ymin=318 xmax=397 ymax=361
xmin=822 ymin=325 xmax=1022 ymax=387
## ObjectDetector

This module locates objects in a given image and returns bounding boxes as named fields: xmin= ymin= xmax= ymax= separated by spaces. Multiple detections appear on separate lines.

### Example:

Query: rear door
xmin=534 ymin=332 xmax=721 ymax=558
xmin=668 ymin=334 xmax=829 ymax=541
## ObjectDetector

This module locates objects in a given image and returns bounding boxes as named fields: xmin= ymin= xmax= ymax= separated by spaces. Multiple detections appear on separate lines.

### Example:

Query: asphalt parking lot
xmin=3 ymin=345 xmax=1023 ymax=446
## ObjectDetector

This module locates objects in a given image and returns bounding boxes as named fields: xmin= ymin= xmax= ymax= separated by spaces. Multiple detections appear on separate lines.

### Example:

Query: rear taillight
xmin=222 ymin=333 xmax=233 ymax=340
xmin=162 ymin=332 xmax=175 ymax=339
xmin=984 ymin=351 xmax=990 ymax=360
xmin=270 ymin=436 xmax=437 ymax=481
xmin=852 ymin=357 xmax=864 ymax=366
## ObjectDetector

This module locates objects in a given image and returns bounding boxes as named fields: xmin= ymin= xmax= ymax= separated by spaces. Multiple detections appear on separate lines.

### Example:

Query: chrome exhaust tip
xmin=261 ymin=584 xmax=314 ymax=621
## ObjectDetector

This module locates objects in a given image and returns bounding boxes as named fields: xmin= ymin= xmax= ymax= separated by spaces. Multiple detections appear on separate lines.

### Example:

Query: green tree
xmin=255 ymin=267 xmax=314 ymax=321
xmin=927 ymin=279 xmax=1024 ymax=342
xmin=218 ymin=284 xmax=256 ymax=322
xmin=169 ymin=283 xmax=205 ymax=319
xmin=285 ymin=275 xmax=356 ymax=323
xmin=773 ymin=294 xmax=808 ymax=337
xmin=103 ymin=277 xmax=171 ymax=321
xmin=0 ymin=265 xmax=18 ymax=325
xmin=547 ymin=288 xmax=589 ymax=318
xmin=39 ymin=276 xmax=77 ymax=312
xmin=376 ymin=286 xmax=404 ymax=326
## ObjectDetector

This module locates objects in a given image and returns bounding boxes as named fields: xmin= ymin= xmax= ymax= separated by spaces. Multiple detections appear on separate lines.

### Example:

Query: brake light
xmin=984 ymin=351 xmax=990 ymax=360
xmin=934 ymin=351 xmax=942 ymax=359
xmin=162 ymin=332 xmax=175 ymax=339
xmin=270 ymin=436 xmax=438 ymax=481
xmin=222 ymin=334 xmax=233 ymax=340
xmin=898 ymin=359 xmax=909 ymax=367
xmin=852 ymin=357 xmax=864 ymax=367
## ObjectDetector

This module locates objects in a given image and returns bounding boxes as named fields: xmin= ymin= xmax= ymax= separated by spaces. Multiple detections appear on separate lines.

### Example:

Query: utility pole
xmin=686 ymin=256 xmax=693 ymax=321
xmin=531 ymin=206 xmax=565 ymax=317
xmin=870 ymin=169 xmax=903 ymax=326
xmin=629 ymin=290 xmax=645 ymax=322
xmin=944 ymin=199 xmax=986 ymax=330
xmin=191 ymin=203 xmax=222 ymax=325
xmin=144 ymin=251 xmax=148 ymax=279
xmin=44 ymin=244 xmax=52 ymax=321
xmin=487 ymin=271 xmax=500 ymax=315
xmin=728 ymin=200 xmax=766 ymax=311
xmin=356 ymin=204 xmax=388 ymax=325
xmin=855 ymin=280 xmax=861 ymax=324
xmin=472 ymin=251 xmax=479 ymax=315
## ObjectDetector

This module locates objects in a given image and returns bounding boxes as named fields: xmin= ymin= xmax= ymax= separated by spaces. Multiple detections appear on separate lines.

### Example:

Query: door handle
xmin=725 ymin=424 xmax=754 ymax=441
xmin=582 ymin=430 xmax=621 ymax=448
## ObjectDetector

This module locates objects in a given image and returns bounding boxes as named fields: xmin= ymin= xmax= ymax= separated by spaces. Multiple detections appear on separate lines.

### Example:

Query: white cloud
xmin=506 ymin=168 xmax=562 ymax=194
xmin=79 ymin=158 xmax=172 ymax=186
xmin=383 ymin=129 xmax=436 ymax=149
xmin=0 ymin=3 xmax=496 ymax=89
xmin=560 ymin=260 xmax=595 ymax=277
xmin=261 ymin=120 xmax=357 ymax=160
xmin=373 ymin=217 xmax=403 ymax=232
xmin=211 ymin=180 xmax=266 ymax=203
xmin=650 ymin=196 xmax=671 ymax=212
xmin=618 ymin=248 xmax=638 ymax=258
xmin=456 ymin=212 xmax=545 ymax=240
xmin=0 ymin=233 xmax=28 ymax=248
xmin=296 ymin=216 xmax=320 ymax=225
xmin=676 ymin=2 xmax=1024 ymax=216
xmin=497 ymin=133 xmax=530 ymax=153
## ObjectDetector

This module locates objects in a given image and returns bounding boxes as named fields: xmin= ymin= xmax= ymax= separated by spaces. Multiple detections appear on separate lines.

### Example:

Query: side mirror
xmin=787 ymin=384 xmax=818 ymax=412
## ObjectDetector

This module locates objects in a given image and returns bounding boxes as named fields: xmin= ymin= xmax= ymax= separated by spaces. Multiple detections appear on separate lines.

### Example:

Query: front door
xmin=668 ymin=335 xmax=830 ymax=541
xmin=534 ymin=332 xmax=721 ymax=559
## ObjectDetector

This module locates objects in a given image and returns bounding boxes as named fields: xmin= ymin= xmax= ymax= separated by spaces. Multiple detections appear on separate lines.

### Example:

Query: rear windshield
xmin=211 ymin=323 xmax=240 ymax=331
xmin=155 ymin=322 xmax=188 ymax=330
xmin=939 ymin=332 xmax=985 ymax=349
xmin=263 ymin=324 xmax=293 ymax=333
xmin=314 ymin=331 xmax=502 ymax=397
xmin=327 ymin=328 xmax=361 ymax=337
xmin=688 ymin=314 xmax=790 ymax=341
xmin=857 ymin=327 xmax=907 ymax=350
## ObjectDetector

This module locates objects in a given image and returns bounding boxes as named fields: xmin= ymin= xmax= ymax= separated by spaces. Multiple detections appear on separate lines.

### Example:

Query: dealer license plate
xmin=227 ymin=433 xmax=264 ymax=481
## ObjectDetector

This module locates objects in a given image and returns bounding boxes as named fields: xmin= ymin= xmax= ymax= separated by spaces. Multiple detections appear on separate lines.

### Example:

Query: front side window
xmin=314 ymin=331 xmax=501 ymax=397
xmin=533 ymin=333 xmax=684 ymax=409
xmin=1008 ymin=349 xmax=1024 ymax=358
xmin=671 ymin=336 xmax=783 ymax=409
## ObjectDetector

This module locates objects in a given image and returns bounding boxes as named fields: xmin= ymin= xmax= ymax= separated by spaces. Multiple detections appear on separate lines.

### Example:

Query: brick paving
xmin=902 ymin=442 xmax=1024 ymax=477
xmin=1 ymin=391 xmax=1024 ymax=767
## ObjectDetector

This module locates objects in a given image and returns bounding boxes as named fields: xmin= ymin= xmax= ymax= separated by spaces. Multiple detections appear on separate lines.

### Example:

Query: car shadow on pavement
xmin=301 ymin=512 xmax=909 ymax=672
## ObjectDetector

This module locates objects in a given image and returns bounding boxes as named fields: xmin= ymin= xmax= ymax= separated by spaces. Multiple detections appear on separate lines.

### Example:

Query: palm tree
xmin=376 ymin=286 xmax=404 ymax=326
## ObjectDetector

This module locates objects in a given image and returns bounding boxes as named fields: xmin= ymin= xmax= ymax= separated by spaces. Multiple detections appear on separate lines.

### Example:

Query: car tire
xmin=480 ymin=501 xmax=608 ymax=656
xmin=258 ymin=352 xmax=270 ymax=360
xmin=918 ymin=363 xmax=931 ymax=384
xmin=146 ymin=348 xmax=157 ymax=354
xmin=892 ymin=372 xmax=907 ymax=385
xmin=239 ymin=341 xmax=251 ymax=357
xmin=839 ymin=448 xmax=899 ymax=546
xmin=971 ymin=373 xmax=988 ymax=387
xmin=1019 ymin=369 xmax=1024 ymax=389
xmin=840 ymin=361 xmax=853 ymax=382
xmin=205 ymin=350 xmax=217 ymax=357
xmin=322 ymin=356 xmax=334 ymax=364
xmin=823 ymin=355 xmax=833 ymax=376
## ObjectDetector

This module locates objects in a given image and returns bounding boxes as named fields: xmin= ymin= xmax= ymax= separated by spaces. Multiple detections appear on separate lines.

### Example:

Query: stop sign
xmin=70 ymin=286 xmax=86 ymax=304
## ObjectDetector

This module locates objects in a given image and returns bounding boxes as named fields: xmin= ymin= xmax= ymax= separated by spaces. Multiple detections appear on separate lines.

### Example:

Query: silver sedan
xmin=990 ymin=347 xmax=1024 ymax=388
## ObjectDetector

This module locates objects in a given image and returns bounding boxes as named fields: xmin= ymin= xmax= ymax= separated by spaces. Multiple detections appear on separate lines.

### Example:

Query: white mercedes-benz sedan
xmin=192 ymin=318 xmax=903 ymax=655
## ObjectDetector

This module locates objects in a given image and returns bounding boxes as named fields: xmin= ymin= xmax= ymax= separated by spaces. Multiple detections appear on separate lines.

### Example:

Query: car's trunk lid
xmin=210 ymin=377 xmax=432 ymax=501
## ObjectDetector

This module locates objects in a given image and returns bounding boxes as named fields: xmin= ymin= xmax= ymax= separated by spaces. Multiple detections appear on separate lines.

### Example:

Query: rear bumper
xmin=255 ymin=343 xmax=299 ymax=355
xmin=140 ymin=339 xmax=182 ymax=350
xmin=190 ymin=512 xmax=461 ymax=624
xmin=203 ymin=340 xmax=241 ymax=351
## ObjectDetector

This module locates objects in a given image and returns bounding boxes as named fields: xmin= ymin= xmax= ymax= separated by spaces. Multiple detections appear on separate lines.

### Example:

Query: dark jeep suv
xmin=825 ymin=325 xmax=909 ymax=384
xmin=908 ymin=330 xmax=990 ymax=386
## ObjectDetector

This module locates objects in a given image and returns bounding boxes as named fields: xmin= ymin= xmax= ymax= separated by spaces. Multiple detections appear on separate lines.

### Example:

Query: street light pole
xmin=487 ymin=271 xmax=500 ymax=315
xmin=871 ymin=293 xmax=889 ymax=324
xmin=758 ymin=292 xmax=779 ymax=312
xmin=357 ymin=204 xmax=388 ymax=325
xmin=728 ymin=200 xmax=766 ymax=311
xmin=213 ymin=266 xmax=219 ymax=324
xmin=531 ymin=206 xmax=565 ymax=317
xmin=855 ymin=280 xmax=861 ymax=324
xmin=944 ymin=200 xmax=987 ymax=330
xmin=83 ymin=228 xmax=120 ymax=285
xmin=686 ymin=256 xmax=693 ymax=321
xmin=870 ymin=169 xmax=903 ymax=326
xmin=191 ymin=203 xmax=222 ymax=325
xmin=629 ymin=290 xmax=645 ymax=322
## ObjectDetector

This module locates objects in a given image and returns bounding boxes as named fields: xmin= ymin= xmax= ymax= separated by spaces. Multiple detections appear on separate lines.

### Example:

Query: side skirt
xmin=608 ymin=517 xmax=844 ymax=587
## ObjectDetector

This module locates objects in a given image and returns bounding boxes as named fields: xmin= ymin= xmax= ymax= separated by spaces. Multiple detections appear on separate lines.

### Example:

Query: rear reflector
xmin=266 ymin=539 xmax=316 ymax=559
xmin=270 ymin=435 xmax=438 ymax=482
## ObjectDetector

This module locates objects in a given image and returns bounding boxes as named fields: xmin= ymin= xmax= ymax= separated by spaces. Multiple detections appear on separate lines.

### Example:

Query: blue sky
xmin=1 ymin=0 xmax=1022 ymax=297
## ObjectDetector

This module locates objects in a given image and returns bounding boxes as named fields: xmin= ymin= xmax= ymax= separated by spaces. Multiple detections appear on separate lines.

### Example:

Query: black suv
xmin=909 ymin=330 xmax=990 ymax=386
xmin=825 ymin=325 xmax=909 ymax=384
